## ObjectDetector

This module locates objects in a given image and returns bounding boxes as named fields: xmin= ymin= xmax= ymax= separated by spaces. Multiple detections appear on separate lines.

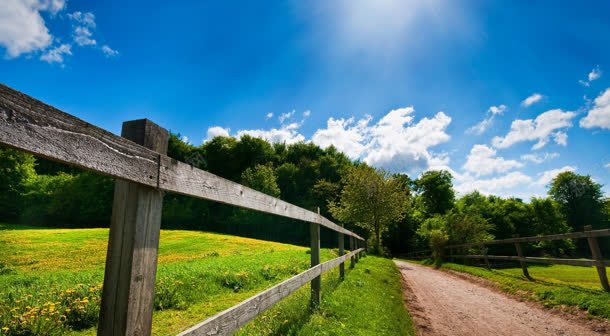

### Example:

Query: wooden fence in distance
xmin=0 ymin=83 xmax=366 ymax=336
xmin=407 ymin=226 xmax=610 ymax=291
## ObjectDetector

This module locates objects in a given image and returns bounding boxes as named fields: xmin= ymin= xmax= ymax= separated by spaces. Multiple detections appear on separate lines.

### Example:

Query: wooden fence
xmin=406 ymin=226 xmax=610 ymax=291
xmin=0 ymin=83 xmax=366 ymax=335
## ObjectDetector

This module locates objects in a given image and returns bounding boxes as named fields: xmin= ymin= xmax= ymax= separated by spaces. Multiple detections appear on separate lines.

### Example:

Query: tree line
xmin=1 ymin=134 xmax=608 ymax=257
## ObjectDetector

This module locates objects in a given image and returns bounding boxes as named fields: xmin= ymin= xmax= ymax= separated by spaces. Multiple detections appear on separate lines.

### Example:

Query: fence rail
xmin=406 ymin=226 xmax=610 ymax=291
xmin=0 ymin=83 xmax=367 ymax=335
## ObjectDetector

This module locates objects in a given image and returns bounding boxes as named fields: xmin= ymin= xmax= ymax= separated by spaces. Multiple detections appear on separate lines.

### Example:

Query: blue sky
xmin=1 ymin=0 xmax=610 ymax=198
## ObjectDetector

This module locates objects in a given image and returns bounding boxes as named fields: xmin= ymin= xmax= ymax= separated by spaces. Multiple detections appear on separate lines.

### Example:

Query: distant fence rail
xmin=0 ymin=83 xmax=367 ymax=335
xmin=407 ymin=226 xmax=610 ymax=291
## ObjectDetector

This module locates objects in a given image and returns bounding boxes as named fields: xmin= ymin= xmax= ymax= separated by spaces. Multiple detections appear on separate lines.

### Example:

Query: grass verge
xmin=408 ymin=259 xmax=610 ymax=320
xmin=0 ymin=223 xmax=413 ymax=335
xmin=237 ymin=255 xmax=414 ymax=336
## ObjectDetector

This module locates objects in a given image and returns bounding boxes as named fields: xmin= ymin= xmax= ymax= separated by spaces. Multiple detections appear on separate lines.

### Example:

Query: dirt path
xmin=395 ymin=260 xmax=606 ymax=336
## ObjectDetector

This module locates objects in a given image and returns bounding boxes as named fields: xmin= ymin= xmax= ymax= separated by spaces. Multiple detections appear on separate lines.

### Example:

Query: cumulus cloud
xmin=492 ymin=109 xmax=576 ymax=150
xmin=311 ymin=106 xmax=451 ymax=173
xmin=237 ymin=126 xmax=305 ymax=144
xmin=205 ymin=126 xmax=230 ymax=141
xmin=0 ymin=0 xmax=66 ymax=57
xmin=265 ymin=112 xmax=273 ymax=120
xmin=455 ymin=172 xmax=533 ymax=197
xmin=303 ymin=110 xmax=311 ymax=118
xmin=312 ymin=116 xmax=370 ymax=159
xmin=580 ymin=88 xmax=610 ymax=130
xmin=533 ymin=166 xmax=576 ymax=186
xmin=606 ymin=163 xmax=610 ymax=169
xmin=0 ymin=3 xmax=117 ymax=64
xmin=39 ymin=43 xmax=71 ymax=64
xmin=520 ymin=152 xmax=559 ymax=164
xmin=467 ymin=105 xmax=507 ymax=135
xmin=521 ymin=93 xmax=543 ymax=107
xmin=462 ymin=144 xmax=523 ymax=177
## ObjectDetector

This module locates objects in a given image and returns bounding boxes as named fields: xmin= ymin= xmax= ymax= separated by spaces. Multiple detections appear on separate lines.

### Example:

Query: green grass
xmin=409 ymin=259 xmax=610 ymax=320
xmin=0 ymin=223 xmax=412 ymax=335
xmin=237 ymin=255 xmax=414 ymax=336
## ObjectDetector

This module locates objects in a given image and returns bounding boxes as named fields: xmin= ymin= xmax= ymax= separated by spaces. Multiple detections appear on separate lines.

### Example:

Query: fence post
xmin=513 ymin=235 xmax=531 ymax=280
xmin=98 ymin=119 xmax=168 ymax=336
xmin=350 ymin=236 xmax=355 ymax=269
xmin=310 ymin=208 xmax=321 ymax=308
xmin=355 ymin=240 xmax=359 ymax=263
xmin=339 ymin=226 xmax=345 ymax=280
xmin=584 ymin=225 xmax=610 ymax=291
xmin=481 ymin=244 xmax=491 ymax=270
xmin=449 ymin=247 xmax=454 ymax=263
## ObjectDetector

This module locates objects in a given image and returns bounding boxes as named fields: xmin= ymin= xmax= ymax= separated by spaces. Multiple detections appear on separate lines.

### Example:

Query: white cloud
xmin=580 ymin=88 xmax=610 ymax=130
xmin=462 ymin=144 xmax=523 ymax=177
xmin=205 ymin=126 xmax=230 ymax=141
xmin=73 ymin=26 xmax=96 ymax=46
xmin=589 ymin=66 xmax=602 ymax=81
xmin=278 ymin=110 xmax=295 ymax=124
xmin=363 ymin=108 xmax=451 ymax=173
xmin=455 ymin=171 xmax=533 ymax=197
xmin=521 ymin=93 xmax=543 ymax=107
xmin=265 ymin=112 xmax=273 ymax=119
xmin=68 ymin=11 xmax=96 ymax=28
xmin=312 ymin=116 xmax=371 ymax=159
xmin=492 ymin=109 xmax=576 ymax=149
xmin=0 ymin=0 xmax=66 ymax=58
xmin=467 ymin=104 xmax=507 ymax=135
xmin=180 ymin=135 xmax=190 ymax=144
xmin=605 ymin=163 xmax=610 ymax=169
xmin=39 ymin=43 xmax=71 ymax=64
xmin=534 ymin=166 xmax=576 ymax=186
xmin=303 ymin=110 xmax=311 ymax=118
xmin=237 ymin=126 xmax=305 ymax=144
xmin=101 ymin=45 xmax=118 ymax=57
xmin=520 ymin=152 xmax=559 ymax=164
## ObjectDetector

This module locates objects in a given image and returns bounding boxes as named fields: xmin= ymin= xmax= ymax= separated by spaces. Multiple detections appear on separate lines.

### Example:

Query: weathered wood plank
xmin=447 ymin=229 xmax=610 ymax=249
xmin=177 ymin=249 xmax=364 ymax=336
xmin=338 ymin=229 xmax=345 ymax=280
xmin=98 ymin=119 xmax=168 ymax=336
xmin=0 ymin=83 xmax=160 ymax=187
xmin=452 ymin=255 xmax=605 ymax=267
xmin=0 ymin=83 xmax=364 ymax=241
xmin=158 ymin=156 xmax=364 ymax=240
xmin=585 ymin=226 xmax=610 ymax=291
xmin=310 ymin=218 xmax=321 ymax=308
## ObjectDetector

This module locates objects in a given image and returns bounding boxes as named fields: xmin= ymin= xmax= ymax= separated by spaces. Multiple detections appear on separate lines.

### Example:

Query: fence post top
xmin=121 ymin=119 xmax=169 ymax=153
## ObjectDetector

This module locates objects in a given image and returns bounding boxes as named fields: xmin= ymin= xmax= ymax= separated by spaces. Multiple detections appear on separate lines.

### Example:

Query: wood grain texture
xmin=310 ymin=222 xmax=321 ymax=308
xmin=0 ymin=83 xmax=160 ymax=187
xmin=447 ymin=229 xmax=610 ymax=248
xmin=177 ymin=249 xmax=365 ymax=336
xmin=451 ymin=255 xmax=609 ymax=267
xmin=0 ymin=83 xmax=364 ymax=241
xmin=98 ymin=120 xmax=168 ymax=336
xmin=159 ymin=157 xmax=364 ymax=240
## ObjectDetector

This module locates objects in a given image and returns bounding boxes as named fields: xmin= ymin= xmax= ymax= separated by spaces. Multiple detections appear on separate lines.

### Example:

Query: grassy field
xmin=0 ymin=223 xmax=413 ymax=335
xmin=410 ymin=259 xmax=610 ymax=319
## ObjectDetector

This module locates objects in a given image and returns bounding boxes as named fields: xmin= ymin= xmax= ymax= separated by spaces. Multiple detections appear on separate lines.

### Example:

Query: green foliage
xmin=416 ymin=215 xmax=448 ymax=266
xmin=0 ymin=147 xmax=36 ymax=220
xmin=549 ymin=171 xmax=605 ymax=231
xmin=241 ymin=164 xmax=280 ymax=197
xmin=330 ymin=165 xmax=409 ymax=254
xmin=414 ymin=170 xmax=455 ymax=216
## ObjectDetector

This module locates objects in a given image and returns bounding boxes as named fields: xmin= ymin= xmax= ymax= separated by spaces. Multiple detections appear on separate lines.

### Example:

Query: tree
xmin=414 ymin=170 xmax=455 ymax=216
xmin=416 ymin=215 xmax=448 ymax=267
xmin=0 ymin=146 xmax=36 ymax=220
xmin=241 ymin=164 xmax=280 ymax=197
xmin=549 ymin=172 xmax=605 ymax=231
xmin=330 ymin=165 xmax=408 ymax=254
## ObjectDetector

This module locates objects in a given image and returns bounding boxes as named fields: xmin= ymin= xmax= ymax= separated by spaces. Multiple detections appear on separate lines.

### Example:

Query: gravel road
xmin=395 ymin=260 xmax=607 ymax=336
